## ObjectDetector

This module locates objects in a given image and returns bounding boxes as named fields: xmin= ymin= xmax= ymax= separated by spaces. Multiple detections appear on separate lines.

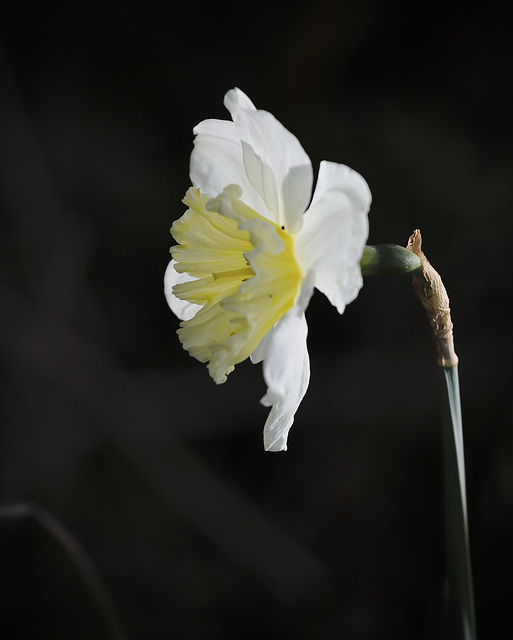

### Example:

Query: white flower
xmin=164 ymin=88 xmax=371 ymax=451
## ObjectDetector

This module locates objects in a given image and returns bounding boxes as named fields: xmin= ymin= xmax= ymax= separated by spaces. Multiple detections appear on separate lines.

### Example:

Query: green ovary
xmin=171 ymin=186 xmax=303 ymax=383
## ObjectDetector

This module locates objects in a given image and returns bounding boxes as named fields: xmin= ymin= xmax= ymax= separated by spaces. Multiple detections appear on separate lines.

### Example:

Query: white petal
xmin=260 ymin=306 xmax=310 ymax=452
xmin=295 ymin=161 xmax=371 ymax=313
xmin=224 ymin=88 xmax=313 ymax=233
xmin=249 ymin=330 xmax=271 ymax=364
xmin=190 ymin=118 xmax=270 ymax=216
xmin=164 ymin=260 xmax=202 ymax=321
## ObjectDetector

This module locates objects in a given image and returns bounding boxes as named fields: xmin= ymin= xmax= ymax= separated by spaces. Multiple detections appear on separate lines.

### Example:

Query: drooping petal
xmin=261 ymin=305 xmax=311 ymax=452
xmin=191 ymin=118 xmax=271 ymax=218
xmin=295 ymin=161 xmax=371 ymax=313
xmin=224 ymin=88 xmax=313 ymax=233
xmin=164 ymin=260 xmax=201 ymax=321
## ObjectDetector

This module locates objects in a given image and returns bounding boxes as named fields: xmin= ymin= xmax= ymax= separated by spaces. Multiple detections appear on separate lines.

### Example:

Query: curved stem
xmin=360 ymin=244 xmax=423 ymax=277
xmin=0 ymin=502 xmax=127 ymax=640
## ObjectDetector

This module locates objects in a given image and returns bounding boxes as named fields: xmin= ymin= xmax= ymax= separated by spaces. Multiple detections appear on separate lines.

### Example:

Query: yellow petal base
xmin=171 ymin=185 xmax=303 ymax=383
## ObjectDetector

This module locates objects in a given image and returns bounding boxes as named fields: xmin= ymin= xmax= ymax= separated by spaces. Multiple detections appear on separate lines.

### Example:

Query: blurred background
xmin=1 ymin=0 xmax=512 ymax=638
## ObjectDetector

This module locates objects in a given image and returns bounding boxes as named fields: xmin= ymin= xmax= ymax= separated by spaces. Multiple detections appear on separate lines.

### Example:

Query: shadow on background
xmin=1 ymin=1 xmax=512 ymax=638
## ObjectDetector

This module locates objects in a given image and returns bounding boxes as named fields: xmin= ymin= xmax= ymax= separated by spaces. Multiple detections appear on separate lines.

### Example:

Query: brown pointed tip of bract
xmin=405 ymin=229 xmax=459 ymax=368
xmin=406 ymin=229 xmax=423 ymax=256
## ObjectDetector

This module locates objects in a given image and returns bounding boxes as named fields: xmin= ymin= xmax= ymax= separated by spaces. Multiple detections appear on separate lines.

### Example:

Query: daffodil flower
xmin=165 ymin=88 xmax=371 ymax=451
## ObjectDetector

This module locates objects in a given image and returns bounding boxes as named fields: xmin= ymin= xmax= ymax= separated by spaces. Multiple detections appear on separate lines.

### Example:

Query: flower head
xmin=165 ymin=88 xmax=371 ymax=451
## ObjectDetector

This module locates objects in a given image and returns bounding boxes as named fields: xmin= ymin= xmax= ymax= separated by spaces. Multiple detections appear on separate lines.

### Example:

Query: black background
xmin=1 ymin=1 xmax=512 ymax=638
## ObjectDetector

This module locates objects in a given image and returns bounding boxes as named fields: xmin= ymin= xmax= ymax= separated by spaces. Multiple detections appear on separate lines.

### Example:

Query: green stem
xmin=360 ymin=244 xmax=423 ymax=277
xmin=441 ymin=366 xmax=477 ymax=640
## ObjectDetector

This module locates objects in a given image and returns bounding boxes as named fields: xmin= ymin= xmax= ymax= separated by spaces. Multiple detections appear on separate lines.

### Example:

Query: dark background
xmin=1 ymin=1 xmax=512 ymax=638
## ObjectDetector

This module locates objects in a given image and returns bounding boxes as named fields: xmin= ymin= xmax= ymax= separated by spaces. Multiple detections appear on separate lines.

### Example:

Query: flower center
xmin=171 ymin=185 xmax=303 ymax=383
